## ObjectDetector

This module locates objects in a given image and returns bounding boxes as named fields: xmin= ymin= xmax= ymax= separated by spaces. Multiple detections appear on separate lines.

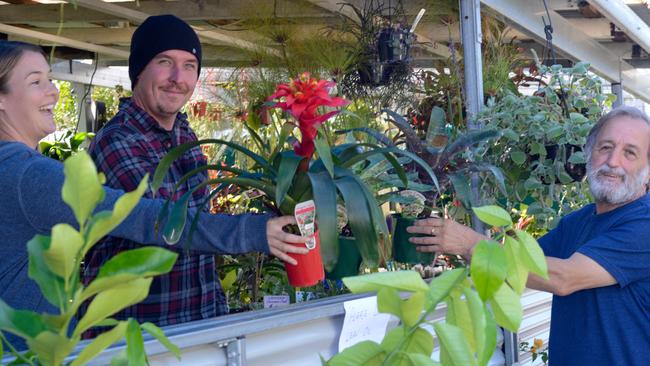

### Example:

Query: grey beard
xmin=587 ymin=161 xmax=649 ymax=205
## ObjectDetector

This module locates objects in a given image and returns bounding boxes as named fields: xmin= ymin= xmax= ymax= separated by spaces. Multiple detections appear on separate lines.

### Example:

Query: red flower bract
xmin=267 ymin=72 xmax=350 ymax=158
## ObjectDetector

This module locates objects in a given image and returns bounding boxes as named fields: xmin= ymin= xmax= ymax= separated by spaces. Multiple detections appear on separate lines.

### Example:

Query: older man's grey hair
xmin=584 ymin=106 xmax=650 ymax=164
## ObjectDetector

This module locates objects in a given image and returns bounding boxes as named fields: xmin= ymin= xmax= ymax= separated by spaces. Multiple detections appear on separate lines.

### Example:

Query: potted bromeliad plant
xmin=153 ymin=72 xmax=436 ymax=287
xmin=0 ymin=152 xmax=179 ymax=365
xmin=390 ymin=190 xmax=436 ymax=265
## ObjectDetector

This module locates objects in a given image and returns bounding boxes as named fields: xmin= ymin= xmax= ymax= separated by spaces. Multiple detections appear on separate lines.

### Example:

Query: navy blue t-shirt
xmin=538 ymin=194 xmax=650 ymax=365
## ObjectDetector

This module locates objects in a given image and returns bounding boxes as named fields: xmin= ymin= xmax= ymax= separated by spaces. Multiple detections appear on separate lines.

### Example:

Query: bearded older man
xmin=407 ymin=106 xmax=650 ymax=365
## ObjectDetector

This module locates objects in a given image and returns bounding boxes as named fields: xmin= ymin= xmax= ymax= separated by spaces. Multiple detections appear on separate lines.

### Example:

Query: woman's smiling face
xmin=0 ymin=50 xmax=59 ymax=147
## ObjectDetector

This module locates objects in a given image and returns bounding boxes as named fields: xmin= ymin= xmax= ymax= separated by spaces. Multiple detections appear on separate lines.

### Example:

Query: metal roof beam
xmin=0 ymin=22 xmax=129 ymax=59
xmin=481 ymin=0 xmax=650 ymax=104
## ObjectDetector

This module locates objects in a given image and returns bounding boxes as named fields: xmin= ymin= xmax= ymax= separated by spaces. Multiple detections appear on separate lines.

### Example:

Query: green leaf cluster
xmin=326 ymin=205 xmax=548 ymax=366
xmin=0 ymin=152 xmax=179 ymax=365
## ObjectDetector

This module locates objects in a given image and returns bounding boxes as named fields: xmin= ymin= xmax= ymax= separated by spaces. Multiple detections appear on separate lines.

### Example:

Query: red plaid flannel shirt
xmin=81 ymin=98 xmax=227 ymax=336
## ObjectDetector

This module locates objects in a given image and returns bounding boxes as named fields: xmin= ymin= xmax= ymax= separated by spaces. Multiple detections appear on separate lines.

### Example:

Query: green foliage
xmin=0 ymin=152 xmax=179 ymax=365
xmin=327 ymin=205 xmax=548 ymax=366
xmin=53 ymin=81 xmax=78 ymax=132
xmin=478 ymin=60 xmax=613 ymax=227
xmin=39 ymin=130 xmax=94 ymax=162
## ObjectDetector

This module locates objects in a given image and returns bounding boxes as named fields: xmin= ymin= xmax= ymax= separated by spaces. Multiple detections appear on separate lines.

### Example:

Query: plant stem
xmin=0 ymin=333 xmax=36 ymax=366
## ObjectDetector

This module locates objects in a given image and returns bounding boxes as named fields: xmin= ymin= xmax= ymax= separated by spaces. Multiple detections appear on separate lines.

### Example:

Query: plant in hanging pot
xmin=152 ymin=72 xmax=437 ymax=287
xmin=477 ymin=59 xmax=614 ymax=226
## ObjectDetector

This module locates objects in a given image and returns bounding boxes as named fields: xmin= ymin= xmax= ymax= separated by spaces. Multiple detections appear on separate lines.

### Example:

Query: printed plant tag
xmin=295 ymin=200 xmax=316 ymax=250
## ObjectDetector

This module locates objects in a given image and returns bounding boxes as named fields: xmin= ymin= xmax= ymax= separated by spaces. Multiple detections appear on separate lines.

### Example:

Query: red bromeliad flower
xmin=267 ymin=72 xmax=349 ymax=158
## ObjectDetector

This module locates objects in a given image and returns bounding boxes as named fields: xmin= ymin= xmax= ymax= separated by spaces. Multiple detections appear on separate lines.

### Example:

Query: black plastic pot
xmin=325 ymin=236 xmax=362 ymax=280
xmin=391 ymin=214 xmax=436 ymax=264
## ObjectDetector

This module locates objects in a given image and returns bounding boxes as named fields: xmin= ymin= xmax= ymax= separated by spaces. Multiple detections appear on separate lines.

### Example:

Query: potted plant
xmin=477 ymin=58 xmax=613 ymax=225
xmin=0 ymin=152 xmax=178 ymax=365
xmin=152 ymin=73 xmax=437 ymax=285
xmin=325 ymin=205 xmax=363 ymax=280
xmin=390 ymin=190 xmax=436 ymax=265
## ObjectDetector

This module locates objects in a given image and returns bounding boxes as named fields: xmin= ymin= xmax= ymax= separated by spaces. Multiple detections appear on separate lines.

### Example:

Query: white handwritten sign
xmin=338 ymin=296 xmax=391 ymax=352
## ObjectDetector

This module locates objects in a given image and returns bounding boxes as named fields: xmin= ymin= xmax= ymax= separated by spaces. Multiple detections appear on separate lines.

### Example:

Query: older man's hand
xmin=406 ymin=217 xmax=486 ymax=259
xmin=266 ymin=216 xmax=310 ymax=265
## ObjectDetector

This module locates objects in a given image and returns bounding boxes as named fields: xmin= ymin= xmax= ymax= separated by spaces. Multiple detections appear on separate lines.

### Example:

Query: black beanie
xmin=129 ymin=14 xmax=202 ymax=88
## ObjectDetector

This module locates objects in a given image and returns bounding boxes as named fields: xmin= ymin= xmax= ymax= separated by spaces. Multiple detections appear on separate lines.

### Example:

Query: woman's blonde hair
xmin=0 ymin=41 xmax=47 ymax=94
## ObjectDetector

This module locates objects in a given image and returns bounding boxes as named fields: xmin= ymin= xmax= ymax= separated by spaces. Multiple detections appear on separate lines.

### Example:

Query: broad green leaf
xmin=434 ymin=323 xmax=477 ymax=366
xmin=110 ymin=350 xmax=129 ymax=366
xmin=220 ymin=270 xmax=238 ymax=291
xmin=514 ymin=230 xmax=549 ymax=279
xmin=81 ymin=247 xmax=177 ymax=302
xmin=448 ymin=173 xmax=471 ymax=208
xmin=510 ymin=150 xmax=526 ymax=165
xmin=489 ymin=283 xmax=522 ymax=332
xmin=404 ymin=353 xmax=441 ymax=366
xmin=344 ymin=271 xmax=429 ymax=294
xmin=472 ymin=206 xmax=512 ymax=228
xmin=315 ymin=130 xmax=335 ymax=178
xmin=377 ymin=289 xmax=425 ymax=327
xmin=446 ymin=291 xmax=474 ymax=353
xmin=98 ymin=247 xmax=177 ymax=278
xmin=275 ymin=151 xmax=303 ymax=207
xmin=567 ymin=151 xmax=585 ymax=164
xmin=335 ymin=175 xmax=378 ymax=267
xmin=27 ymin=235 xmax=67 ymax=309
xmin=503 ymin=236 xmax=529 ymax=294
xmin=141 ymin=322 xmax=181 ymax=359
xmin=426 ymin=268 xmax=467 ymax=310
xmin=479 ymin=307 xmax=497 ymax=366
xmin=26 ymin=331 xmax=75 ymax=366
xmin=75 ymin=278 xmax=152 ymax=336
xmin=462 ymin=288 xmax=496 ymax=366
xmin=71 ymin=322 xmax=127 ymax=366
xmin=44 ymin=224 xmax=83 ymax=281
xmin=381 ymin=326 xmax=433 ymax=356
xmin=307 ymin=169 xmax=339 ymax=271
xmin=162 ymin=190 xmax=191 ymax=246
xmin=126 ymin=318 xmax=146 ymax=366
xmin=470 ymin=240 xmax=507 ymax=302
xmin=85 ymin=176 xmax=148 ymax=250
xmin=62 ymin=151 xmax=104 ymax=226
xmin=0 ymin=299 xmax=49 ymax=339
xmin=328 ymin=340 xmax=385 ymax=366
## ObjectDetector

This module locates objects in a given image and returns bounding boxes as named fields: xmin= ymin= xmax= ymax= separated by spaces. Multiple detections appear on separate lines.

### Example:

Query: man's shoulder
xmin=92 ymin=113 xmax=147 ymax=147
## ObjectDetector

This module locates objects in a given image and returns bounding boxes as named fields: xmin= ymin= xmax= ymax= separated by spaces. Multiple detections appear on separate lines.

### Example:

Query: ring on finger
xmin=430 ymin=227 xmax=436 ymax=235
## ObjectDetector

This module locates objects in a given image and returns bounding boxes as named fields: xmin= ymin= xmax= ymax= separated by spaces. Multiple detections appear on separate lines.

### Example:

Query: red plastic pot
xmin=284 ymin=230 xmax=325 ymax=287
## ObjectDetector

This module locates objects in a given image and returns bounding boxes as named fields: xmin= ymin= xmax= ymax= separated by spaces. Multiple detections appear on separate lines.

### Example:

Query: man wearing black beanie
xmin=81 ymin=14 xmax=308 ymax=337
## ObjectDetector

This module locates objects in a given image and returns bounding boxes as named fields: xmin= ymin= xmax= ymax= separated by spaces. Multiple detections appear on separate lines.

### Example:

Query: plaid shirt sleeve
xmin=89 ymin=126 xmax=156 ymax=196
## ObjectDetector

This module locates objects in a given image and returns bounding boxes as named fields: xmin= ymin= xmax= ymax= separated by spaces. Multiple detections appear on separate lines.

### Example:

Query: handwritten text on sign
xmin=338 ymin=296 xmax=391 ymax=352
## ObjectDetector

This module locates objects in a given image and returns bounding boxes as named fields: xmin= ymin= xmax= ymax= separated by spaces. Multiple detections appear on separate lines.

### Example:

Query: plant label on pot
xmin=295 ymin=200 xmax=317 ymax=249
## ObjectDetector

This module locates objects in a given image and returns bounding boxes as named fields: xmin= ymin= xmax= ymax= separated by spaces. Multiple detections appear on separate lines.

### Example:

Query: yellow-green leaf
xmin=472 ymin=205 xmax=512 ymax=228
xmin=504 ymin=236 xmax=529 ymax=294
xmin=489 ymin=283 xmax=522 ymax=332
xmin=62 ymin=151 xmax=104 ymax=226
xmin=514 ymin=229 xmax=549 ymax=279
xmin=141 ymin=322 xmax=180 ymax=359
xmin=74 ymin=278 xmax=152 ymax=336
xmin=44 ymin=224 xmax=83 ymax=280
xmin=328 ymin=340 xmax=385 ymax=366
xmin=26 ymin=331 xmax=76 ymax=366
xmin=344 ymin=271 xmax=429 ymax=294
xmin=470 ymin=240 xmax=506 ymax=302
xmin=85 ymin=175 xmax=149 ymax=251
xmin=434 ymin=323 xmax=477 ymax=366
xmin=71 ymin=322 xmax=127 ymax=366
xmin=447 ymin=291 xmax=475 ymax=353
xmin=426 ymin=268 xmax=467 ymax=310
xmin=380 ymin=326 xmax=433 ymax=356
